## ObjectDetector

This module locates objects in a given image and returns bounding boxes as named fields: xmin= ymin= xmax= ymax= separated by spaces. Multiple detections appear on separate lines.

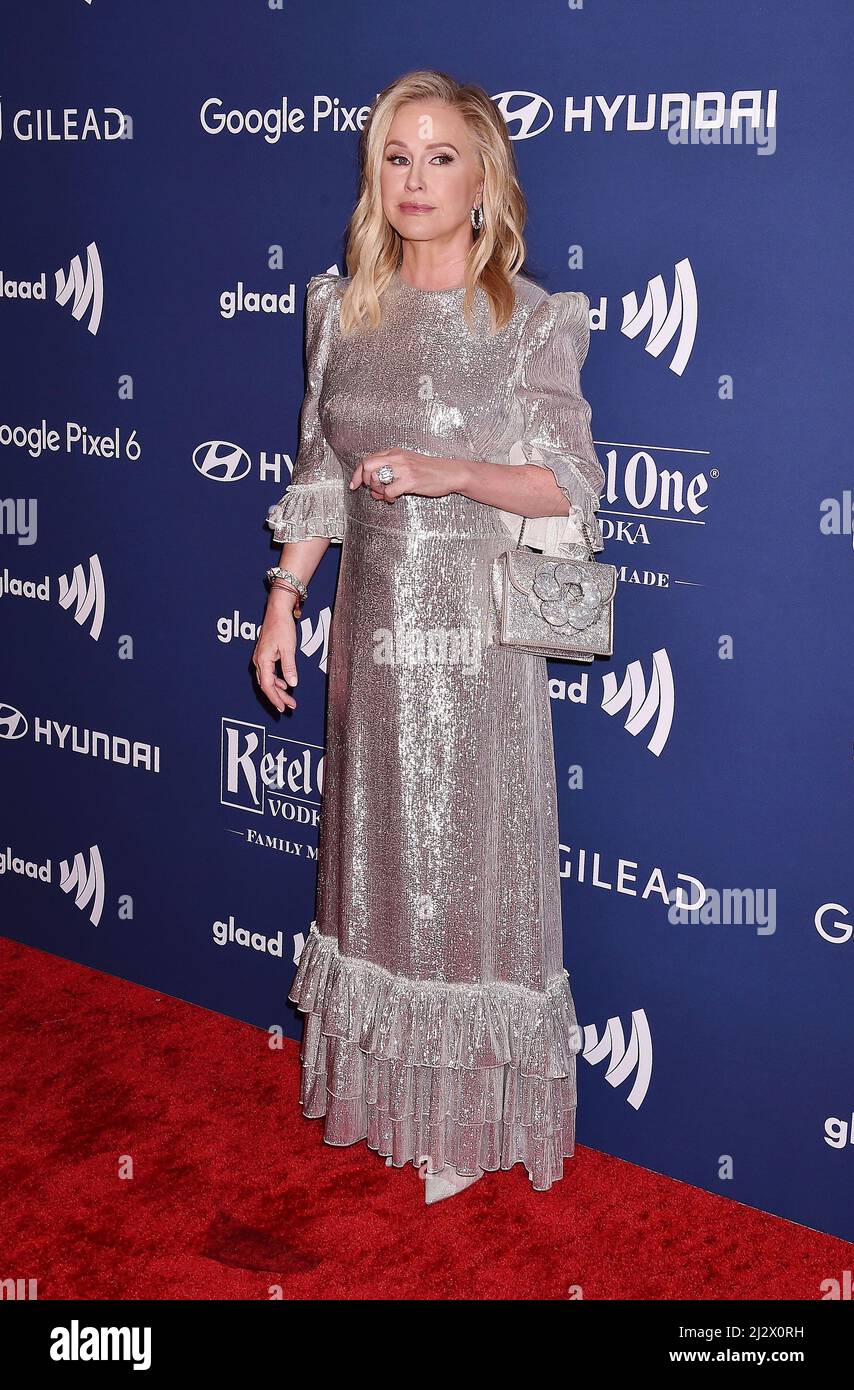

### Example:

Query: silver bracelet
xmin=265 ymin=566 xmax=307 ymax=601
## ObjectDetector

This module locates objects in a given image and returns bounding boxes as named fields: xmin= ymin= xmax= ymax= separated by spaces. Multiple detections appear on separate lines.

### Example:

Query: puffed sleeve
xmin=265 ymin=274 xmax=346 ymax=544
xmin=498 ymin=290 xmax=606 ymax=554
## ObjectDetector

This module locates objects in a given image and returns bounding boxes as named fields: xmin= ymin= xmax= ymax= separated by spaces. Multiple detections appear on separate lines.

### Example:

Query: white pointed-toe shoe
xmin=422 ymin=1161 xmax=484 ymax=1205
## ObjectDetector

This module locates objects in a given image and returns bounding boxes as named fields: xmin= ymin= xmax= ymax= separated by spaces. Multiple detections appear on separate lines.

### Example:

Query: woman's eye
xmin=385 ymin=152 xmax=454 ymax=166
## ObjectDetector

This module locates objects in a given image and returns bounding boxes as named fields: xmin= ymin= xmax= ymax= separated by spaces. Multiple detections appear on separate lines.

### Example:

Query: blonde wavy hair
xmin=336 ymin=69 xmax=528 ymax=336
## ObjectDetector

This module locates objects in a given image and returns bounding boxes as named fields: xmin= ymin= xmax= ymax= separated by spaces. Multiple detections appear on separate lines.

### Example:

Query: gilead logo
xmin=50 ymin=1321 xmax=151 ymax=1370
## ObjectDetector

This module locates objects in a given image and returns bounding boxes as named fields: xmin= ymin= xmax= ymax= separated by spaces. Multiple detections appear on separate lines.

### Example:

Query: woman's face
xmin=380 ymin=101 xmax=483 ymax=248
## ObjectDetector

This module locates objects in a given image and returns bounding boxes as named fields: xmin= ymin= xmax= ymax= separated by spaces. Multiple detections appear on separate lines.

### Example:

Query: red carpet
xmin=0 ymin=935 xmax=848 ymax=1301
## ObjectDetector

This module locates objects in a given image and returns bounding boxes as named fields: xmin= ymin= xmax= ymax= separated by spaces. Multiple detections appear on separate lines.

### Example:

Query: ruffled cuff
xmin=266 ymin=479 xmax=346 ymax=544
xmin=524 ymin=447 xmax=601 ymax=531
xmin=496 ymin=441 xmax=604 ymax=554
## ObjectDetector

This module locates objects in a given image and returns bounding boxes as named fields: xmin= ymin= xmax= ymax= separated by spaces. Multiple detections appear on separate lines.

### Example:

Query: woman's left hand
xmin=349 ymin=449 xmax=465 ymax=502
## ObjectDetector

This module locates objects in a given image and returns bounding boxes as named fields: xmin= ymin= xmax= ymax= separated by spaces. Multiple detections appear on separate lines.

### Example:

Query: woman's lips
xmin=400 ymin=204 xmax=434 ymax=213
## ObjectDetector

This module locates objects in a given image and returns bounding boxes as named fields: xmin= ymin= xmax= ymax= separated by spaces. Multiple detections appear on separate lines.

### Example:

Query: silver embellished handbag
xmin=490 ymin=514 xmax=616 ymax=662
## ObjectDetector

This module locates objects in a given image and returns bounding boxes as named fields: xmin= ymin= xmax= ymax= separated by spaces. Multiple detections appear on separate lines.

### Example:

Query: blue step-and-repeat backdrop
xmin=2 ymin=2 xmax=852 ymax=1245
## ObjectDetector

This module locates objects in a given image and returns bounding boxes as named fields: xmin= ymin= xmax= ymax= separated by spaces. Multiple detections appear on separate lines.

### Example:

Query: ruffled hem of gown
xmin=287 ymin=923 xmax=583 ymax=1192
xmin=266 ymin=479 xmax=346 ymax=544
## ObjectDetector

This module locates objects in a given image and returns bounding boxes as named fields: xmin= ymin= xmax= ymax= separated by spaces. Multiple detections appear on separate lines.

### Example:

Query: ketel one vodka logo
xmin=221 ymin=717 xmax=324 ymax=821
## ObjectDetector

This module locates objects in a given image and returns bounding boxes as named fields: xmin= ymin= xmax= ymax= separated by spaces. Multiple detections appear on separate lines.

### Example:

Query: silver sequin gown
xmin=266 ymin=267 xmax=606 ymax=1191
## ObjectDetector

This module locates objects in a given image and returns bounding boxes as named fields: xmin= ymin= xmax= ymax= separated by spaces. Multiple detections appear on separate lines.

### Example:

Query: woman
xmin=252 ymin=69 xmax=606 ymax=1205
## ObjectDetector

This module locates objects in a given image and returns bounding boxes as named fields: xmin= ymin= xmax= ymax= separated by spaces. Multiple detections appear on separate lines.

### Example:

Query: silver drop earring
xmin=470 ymin=203 xmax=484 ymax=232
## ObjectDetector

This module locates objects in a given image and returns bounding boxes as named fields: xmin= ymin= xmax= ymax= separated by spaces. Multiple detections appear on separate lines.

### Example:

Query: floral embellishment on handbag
xmin=531 ymin=560 xmax=603 ymax=631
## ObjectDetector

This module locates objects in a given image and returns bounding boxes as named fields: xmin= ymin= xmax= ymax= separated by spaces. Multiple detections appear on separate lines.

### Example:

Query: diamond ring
xmin=376 ymin=464 xmax=396 ymax=485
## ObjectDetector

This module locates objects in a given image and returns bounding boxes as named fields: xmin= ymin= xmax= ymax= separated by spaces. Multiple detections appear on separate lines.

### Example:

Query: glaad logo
xmin=217 ymin=602 xmax=334 ymax=670
xmin=55 ymin=241 xmax=103 ymax=335
xmin=220 ymin=282 xmax=302 ymax=317
xmin=57 ymin=554 xmax=106 ymax=639
xmin=60 ymin=845 xmax=105 ymax=926
xmin=0 ymin=554 xmax=106 ymax=640
xmin=620 ymin=258 xmax=697 ymax=375
xmin=491 ymin=91 xmax=553 ymax=140
xmin=0 ymin=242 xmax=103 ymax=334
xmin=0 ymin=843 xmax=105 ymax=926
xmin=192 ymin=441 xmax=252 ymax=483
xmin=294 ymin=607 xmax=334 ymax=674
xmin=0 ymin=240 xmax=103 ymax=335
xmin=212 ymin=913 xmax=283 ymax=956
xmin=580 ymin=1009 xmax=652 ymax=1108
xmin=602 ymin=649 xmax=674 ymax=757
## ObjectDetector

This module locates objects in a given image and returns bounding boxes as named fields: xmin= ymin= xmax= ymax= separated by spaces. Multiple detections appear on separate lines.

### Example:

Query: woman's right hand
xmin=252 ymin=589 xmax=300 ymax=712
